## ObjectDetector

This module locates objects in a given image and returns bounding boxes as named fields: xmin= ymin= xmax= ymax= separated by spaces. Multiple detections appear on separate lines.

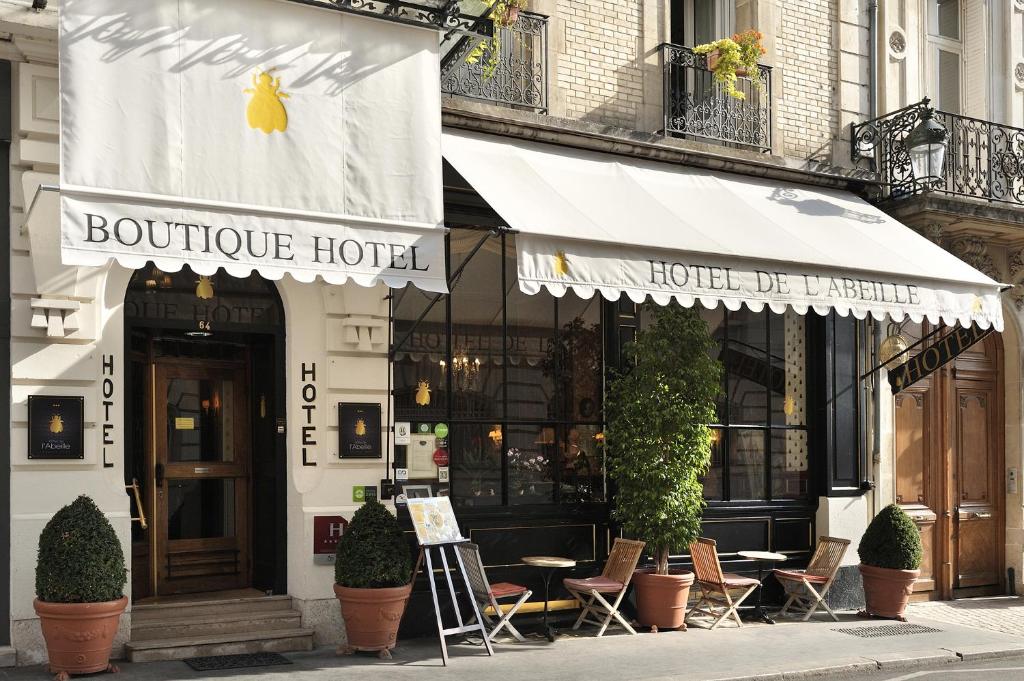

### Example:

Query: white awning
xmin=58 ymin=0 xmax=448 ymax=293
xmin=442 ymin=130 xmax=1004 ymax=331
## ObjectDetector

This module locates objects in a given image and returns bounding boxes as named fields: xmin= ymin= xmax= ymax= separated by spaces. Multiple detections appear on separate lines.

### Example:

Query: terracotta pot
xmin=706 ymin=49 xmax=749 ymax=77
xmin=505 ymin=5 xmax=520 ymax=24
xmin=34 ymin=597 xmax=127 ymax=676
xmin=633 ymin=568 xmax=695 ymax=631
xmin=334 ymin=583 xmax=413 ymax=653
xmin=859 ymin=564 xmax=920 ymax=619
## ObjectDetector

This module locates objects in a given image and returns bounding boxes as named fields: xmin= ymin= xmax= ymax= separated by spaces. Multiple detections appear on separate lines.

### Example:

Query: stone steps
xmin=125 ymin=628 xmax=315 ymax=663
xmin=0 ymin=646 xmax=15 ymax=668
xmin=126 ymin=594 xmax=314 ymax=662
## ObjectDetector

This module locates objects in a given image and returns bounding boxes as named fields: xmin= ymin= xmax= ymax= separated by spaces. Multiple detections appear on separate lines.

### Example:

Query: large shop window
xmin=392 ymin=229 xmax=605 ymax=509
xmin=639 ymin=306 xmax=811 ymax=502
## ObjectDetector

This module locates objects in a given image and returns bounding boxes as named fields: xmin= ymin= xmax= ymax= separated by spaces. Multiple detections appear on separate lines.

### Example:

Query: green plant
xmin=693 ymin=29 xmax=766 ymax=100
xmin=464 ymin=0 xmax=527 ymax=79
xmin=605 ymin=304 xmax=722 ymax=575
xmin=857 ymin=503 xmax=923 ymax=570
xmin=335 ymin=500 xmax=412 ymax=588
xmin=36 ymin=495 xmax=127 ymax=603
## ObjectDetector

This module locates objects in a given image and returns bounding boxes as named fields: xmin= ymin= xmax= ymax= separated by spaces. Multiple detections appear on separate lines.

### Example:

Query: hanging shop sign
xmin=338 ymin=403 xmax=382 ymax=459
xmin=59 ymin=0 xmax=446 ymax=293
xmin=28 ymin=396 xmax=85 ymax=460
xmin=888 ymin=324 xmax=994 ymax=393
xmin=313 ymin=515 xmax=349 ymax=565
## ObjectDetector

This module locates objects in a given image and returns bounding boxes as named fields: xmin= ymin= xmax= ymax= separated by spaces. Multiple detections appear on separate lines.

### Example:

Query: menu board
xmin=406 ymin=497 xmax=464 ymax=546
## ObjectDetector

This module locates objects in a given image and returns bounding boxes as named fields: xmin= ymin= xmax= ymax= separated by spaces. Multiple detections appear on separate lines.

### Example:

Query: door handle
xmin=155 ymin=463 xmax=165 ymax=487
xmin=125 ymin=478 xmax=148 ymax=529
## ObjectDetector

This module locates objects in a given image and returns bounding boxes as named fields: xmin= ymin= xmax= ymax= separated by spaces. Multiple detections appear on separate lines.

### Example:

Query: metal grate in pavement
xmin=832 ymin=623 xmax=942 ymax=638
xmin=183 ymin=652 xmax=293 ymax=671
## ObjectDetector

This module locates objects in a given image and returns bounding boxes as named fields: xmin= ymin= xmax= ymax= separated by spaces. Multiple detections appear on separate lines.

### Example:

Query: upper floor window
xmin=671 ymin=0 xmax=734 ymax=46
xmin=927 ymin=0 xmax=962 ymax=114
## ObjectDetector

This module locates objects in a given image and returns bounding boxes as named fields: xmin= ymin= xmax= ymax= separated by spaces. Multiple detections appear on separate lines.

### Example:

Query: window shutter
xmin=963 ymin=0 xmax=988 ymax=119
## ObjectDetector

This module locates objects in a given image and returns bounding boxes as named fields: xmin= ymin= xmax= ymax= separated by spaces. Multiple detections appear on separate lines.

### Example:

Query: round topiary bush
xmin=335 ymin=501 xmax=412 ymax=589
xmin=858 ymin=503 xmax=923 ymax=571
xmin=36 ymin=495 xmax=127 ymax=603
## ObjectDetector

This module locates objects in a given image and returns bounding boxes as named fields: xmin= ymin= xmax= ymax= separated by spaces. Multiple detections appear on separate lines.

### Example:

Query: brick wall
xmin=777 ymin=0 xmax=840 ymax=161
xmin=555 ymin=0 xmax=644 ymax=129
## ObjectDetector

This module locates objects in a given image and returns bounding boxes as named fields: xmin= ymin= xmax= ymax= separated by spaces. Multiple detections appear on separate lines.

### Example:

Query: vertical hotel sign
xmin=58 ymin=0 xmax=447 ymax=293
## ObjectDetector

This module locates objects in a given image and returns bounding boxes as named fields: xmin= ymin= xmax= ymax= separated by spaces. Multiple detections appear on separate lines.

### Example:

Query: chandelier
xmin=440 ymin=349 xmax=480 ymax=392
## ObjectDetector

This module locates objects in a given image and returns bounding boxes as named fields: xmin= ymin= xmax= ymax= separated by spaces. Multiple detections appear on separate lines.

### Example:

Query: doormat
xmin=832 ymin=623 xmax=941 ymax=638
xmin=183 ymin=652 xmax=293 ymax=671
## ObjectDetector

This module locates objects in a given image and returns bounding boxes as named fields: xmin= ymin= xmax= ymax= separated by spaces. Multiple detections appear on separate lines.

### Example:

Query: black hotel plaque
xmin=338 ymin=402 xmax=382 ymax=459
xmin=28 ymin=396 xmax=85 ymax=460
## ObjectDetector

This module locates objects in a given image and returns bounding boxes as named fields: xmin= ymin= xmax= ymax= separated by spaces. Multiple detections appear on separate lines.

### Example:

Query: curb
xmin=705 ymin=646 xmax=1024 ymax=681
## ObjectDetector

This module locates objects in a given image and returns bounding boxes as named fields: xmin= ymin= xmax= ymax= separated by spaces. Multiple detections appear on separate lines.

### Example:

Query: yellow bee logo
xmin=554 ymin=250 xmax=570 ymax=277
xmin=49 ymin=414 xmax=64 ymax=434
xmin=783 ymin=394 xmax=797 ymax=416
xmin=971 ymin=296 xmax=984 ymax=314
xmin=244 ymin=70 xmax=290 ymax=134
xmin=196 ymin=276 xmax=214 ymax=300
xmin=415 ymin=380 xmax=431 ymax=407
xmin=354 ymin=419 xmax=367 ymax=437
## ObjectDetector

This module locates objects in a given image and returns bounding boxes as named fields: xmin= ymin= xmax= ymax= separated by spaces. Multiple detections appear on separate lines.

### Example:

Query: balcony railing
xmin=441 ymin=11 xmax=547 ymax=113
xmin=661 ymin=43 xmax=772 ymax=152
xmin=852 ymin=101 xmax=1024 ymax=206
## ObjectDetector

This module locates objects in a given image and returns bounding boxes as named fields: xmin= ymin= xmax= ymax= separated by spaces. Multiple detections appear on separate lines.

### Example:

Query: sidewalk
xmin=3 ymin=607 xmax=1024 ymax=681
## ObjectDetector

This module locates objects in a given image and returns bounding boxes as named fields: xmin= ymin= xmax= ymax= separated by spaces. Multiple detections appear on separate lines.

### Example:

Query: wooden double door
xmin=894 ymin=329 xmax=1004 ymax=599
xmin=147 ymin=359 xmax=251 ymax=596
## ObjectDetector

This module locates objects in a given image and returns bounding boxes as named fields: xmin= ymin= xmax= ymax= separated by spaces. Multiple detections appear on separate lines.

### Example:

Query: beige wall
xmin=6 ymin=52 xmax=397 ymax=662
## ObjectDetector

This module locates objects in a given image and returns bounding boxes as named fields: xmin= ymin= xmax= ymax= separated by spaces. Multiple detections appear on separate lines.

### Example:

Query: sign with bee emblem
xmin=58 ymin=0 xmax=447 ymax=294
xmin=28 ymin=396 xmax=85 ymax=460
xmin=338 ymin=403 xmax=381 ymax=459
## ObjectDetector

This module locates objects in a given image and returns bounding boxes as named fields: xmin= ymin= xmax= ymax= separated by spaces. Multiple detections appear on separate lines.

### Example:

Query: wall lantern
xmin=879 ymin=321 xmax=910 ymax=366
xmin=905 ymin=104 xmax=948 ymax=188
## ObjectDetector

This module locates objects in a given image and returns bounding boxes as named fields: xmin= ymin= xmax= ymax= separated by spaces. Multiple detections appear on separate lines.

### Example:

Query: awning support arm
xmin=389 ymin=228 xmax=501 ymax=358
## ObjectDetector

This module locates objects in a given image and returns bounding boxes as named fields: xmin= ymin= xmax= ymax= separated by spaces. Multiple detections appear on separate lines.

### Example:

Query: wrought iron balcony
xmin=661 ymin=43 xmax=772 ymax=152
xmin=852 ymin=100 xmax=1024 ymax=206
xmin=441 ymin=11 xmax=547 ymax=113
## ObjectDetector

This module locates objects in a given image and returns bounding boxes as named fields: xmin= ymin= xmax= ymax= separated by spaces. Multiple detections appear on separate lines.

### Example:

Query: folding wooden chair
xmin=773 ymin=536 xmax=850 ymax=622
xmin=454 ymin=542 xmax=533 ymax=642
xmin=564 ymin=537 xmax=646 ymax=636
xmin=685 ymin=537 xmax=760 ymax=630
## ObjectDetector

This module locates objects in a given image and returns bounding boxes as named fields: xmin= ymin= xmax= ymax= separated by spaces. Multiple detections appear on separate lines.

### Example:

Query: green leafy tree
xmin=335 ymin=501 xmax=412 ymax=589
xmin=36 ymin=495 xmax=127 ymax=603
xmin=857 ymin=503 xmax=923 ymax=570
xmin=606 ymin=305 xmax=722 ymax=574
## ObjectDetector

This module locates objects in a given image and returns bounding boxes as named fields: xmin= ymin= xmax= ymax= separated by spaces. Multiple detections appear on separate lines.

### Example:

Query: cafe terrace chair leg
xmin=773 ymin=536 xmax=850 ymax=622
xmin=485 ymin=589 xmax=533 ymax=642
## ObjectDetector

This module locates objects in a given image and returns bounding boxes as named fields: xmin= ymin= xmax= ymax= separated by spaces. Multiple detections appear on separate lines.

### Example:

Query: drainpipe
xmin=868 ymin=0 xmax=878 ymax=120
xmin=867 ymin=0 xmax=881 ymax=516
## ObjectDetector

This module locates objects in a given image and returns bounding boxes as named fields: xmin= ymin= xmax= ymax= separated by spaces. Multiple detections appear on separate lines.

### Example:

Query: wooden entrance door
xmin=894 ymin=327 xmax=1003 ymax=600
xmin=950 ymin=336 xmax=1002 ymax=596
xmin=151 ymin=360 xmax=251 ymax=595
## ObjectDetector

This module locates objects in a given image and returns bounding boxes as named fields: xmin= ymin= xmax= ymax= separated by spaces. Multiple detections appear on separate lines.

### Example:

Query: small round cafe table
xmin=521 ymin=555 xmax=576 ymax=641
xmin=737 ymin=550 xmax=787 ymax=625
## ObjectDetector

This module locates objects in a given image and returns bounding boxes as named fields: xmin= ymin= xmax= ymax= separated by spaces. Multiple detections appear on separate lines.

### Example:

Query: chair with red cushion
xmin=564 ymin=537 xmax=646 ymax=636
xmin=455 ymin=542 xmax=533 ymax=642
xmin=774 ymin=536 xmax=850 ymax=621
xmin=685 ymin=537 xmax=761 ymax=629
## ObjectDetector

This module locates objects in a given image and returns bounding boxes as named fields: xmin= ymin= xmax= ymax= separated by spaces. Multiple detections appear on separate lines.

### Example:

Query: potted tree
xmin=34 ymin=495 xmax=128 ymax=681
xmin=693 ymin=29 xmax=766 ymax=100
xmin=858 ymin=504 xmax=922 ymax=621
xmin=334 ymin=500 xmax=414 ymax=658
xmin=605 ymin=304 xmax=722 ymax=631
